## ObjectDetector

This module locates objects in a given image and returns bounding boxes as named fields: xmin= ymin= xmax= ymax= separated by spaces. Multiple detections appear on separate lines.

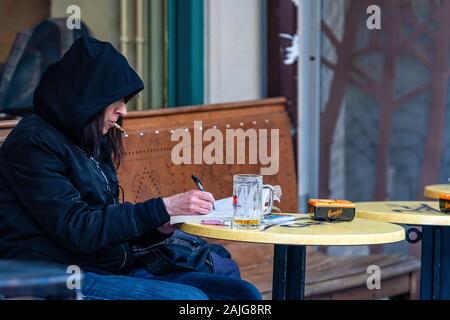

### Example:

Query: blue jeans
xmin=81 ymin=268 xmax=262 ymax=300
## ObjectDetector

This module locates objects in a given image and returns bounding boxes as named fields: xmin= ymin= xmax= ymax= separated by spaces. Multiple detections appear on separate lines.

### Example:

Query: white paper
xmin=170 ymin=197 xmax=234 ymax=225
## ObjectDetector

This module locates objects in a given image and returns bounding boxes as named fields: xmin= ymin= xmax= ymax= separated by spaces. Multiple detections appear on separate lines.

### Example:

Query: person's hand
xmin=162 ymin=190 xmax=215 ymax=216
xmin=157 ymin=222 xmax=177 ymax=234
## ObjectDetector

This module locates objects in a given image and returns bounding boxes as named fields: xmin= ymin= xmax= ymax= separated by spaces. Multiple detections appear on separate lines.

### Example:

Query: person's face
xmin=103 ymin=99 xmax=127 ymax=134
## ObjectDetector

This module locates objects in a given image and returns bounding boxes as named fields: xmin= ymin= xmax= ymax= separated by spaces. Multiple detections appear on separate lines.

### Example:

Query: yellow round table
xmin=355 ymin=201 xmax=450 ymax=300
xmin=180 ymin=214 xmax=405 ymax=300
xmin=355 ymin=201 xmax=450 ymax=226
xmin=424 ymin=184 xmax=450 ymax=199
xmin=180 ymin=215 xmax=404 ymax=246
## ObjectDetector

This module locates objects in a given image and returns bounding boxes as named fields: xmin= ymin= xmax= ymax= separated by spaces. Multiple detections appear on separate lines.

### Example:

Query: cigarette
xmin=113 ymin=122 xmax=126 ymax=133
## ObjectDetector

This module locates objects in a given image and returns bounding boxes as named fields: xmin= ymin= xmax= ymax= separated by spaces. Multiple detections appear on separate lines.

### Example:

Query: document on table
xmin=170 ymin=197 xmax=234 ymax=224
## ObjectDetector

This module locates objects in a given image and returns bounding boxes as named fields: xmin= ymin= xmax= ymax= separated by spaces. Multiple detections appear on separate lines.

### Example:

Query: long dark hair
xmin=79 ymin=110 xmax=124 ymax=169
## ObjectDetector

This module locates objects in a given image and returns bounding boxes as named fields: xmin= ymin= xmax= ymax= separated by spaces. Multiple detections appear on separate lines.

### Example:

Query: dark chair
xmin=0 ymin=18 xmax=90 ymax=116
xmin=0 ymin=260 xmax=81 ymax=300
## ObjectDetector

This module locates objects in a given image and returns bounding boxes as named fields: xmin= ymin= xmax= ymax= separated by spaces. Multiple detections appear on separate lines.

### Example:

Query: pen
xmin=191 ymin=175 xmax=216 ymax=210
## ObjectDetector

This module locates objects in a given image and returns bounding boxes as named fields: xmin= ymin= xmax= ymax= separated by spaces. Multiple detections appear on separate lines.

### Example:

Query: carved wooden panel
xmin=118 ymin=98 xmax=298 ymax=213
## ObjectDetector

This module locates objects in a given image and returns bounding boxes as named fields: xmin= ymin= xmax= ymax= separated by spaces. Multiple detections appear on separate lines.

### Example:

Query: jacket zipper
xmin=90 ymin=156 xmax=116 ymax=205
xmin=75 ymin=148 xmax=126 ymax=269
xmin=74 ymin=146 xmax=117 ymax=205
xmin=119 ymin=244 xmax=128 ymax=271
xmin=91 ymin=157 xmax=127 ymax=270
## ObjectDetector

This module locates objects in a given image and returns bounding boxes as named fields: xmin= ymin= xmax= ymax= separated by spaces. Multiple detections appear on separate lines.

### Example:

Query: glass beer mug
xmin=232 ymin=174 xmax=274 ymax=229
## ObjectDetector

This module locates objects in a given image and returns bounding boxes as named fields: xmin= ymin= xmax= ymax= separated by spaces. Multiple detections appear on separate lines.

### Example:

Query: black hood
xmin=33 ymin=36 xmax=144 ymax=143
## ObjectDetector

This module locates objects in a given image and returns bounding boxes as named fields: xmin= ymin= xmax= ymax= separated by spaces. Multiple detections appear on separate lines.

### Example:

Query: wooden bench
xmin=0 ymin=98 xmax=420 ymax=299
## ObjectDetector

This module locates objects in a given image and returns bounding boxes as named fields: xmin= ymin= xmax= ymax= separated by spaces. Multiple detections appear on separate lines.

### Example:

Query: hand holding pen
xmin=191 ymin=175 xmax=216 ymax=211
xmin=162 ymin=190 xmax=215 ymax=216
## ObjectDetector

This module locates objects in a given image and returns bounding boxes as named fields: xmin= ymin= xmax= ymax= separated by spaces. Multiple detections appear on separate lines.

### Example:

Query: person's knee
xmin=185 ymin=287 xmax=209 ymax=300
xmin=164 ymin=280 xmax=209 ymax=300
xmin=224 ymin=278 xmax=262 ymax=300
xmin=239 ymin=280 xmax=263 ymax=300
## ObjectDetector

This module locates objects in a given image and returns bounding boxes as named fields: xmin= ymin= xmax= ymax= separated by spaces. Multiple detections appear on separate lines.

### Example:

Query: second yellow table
xmin=356 ymin=201 xmax=450 ymax=300
xmin=424 ymin=184 xmax=450 ymax=199
xmin=355 ymin=201 xmax=450 ymax=226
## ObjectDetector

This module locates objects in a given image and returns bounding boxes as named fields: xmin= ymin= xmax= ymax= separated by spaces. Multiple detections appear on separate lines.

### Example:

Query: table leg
xmin=272 ymin=245 xmax=306 ymax=300
xmin=420 ymin=225 xmax=450 ymax=300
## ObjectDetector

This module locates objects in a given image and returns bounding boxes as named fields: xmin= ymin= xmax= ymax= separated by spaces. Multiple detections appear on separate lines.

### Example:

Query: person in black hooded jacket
xmin=0 ymin=37 xmax=262 ymax=300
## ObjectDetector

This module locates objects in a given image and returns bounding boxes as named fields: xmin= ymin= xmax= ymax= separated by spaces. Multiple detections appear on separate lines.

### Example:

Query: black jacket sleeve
xmin=1 ymin=133 xmax=170 ymax=254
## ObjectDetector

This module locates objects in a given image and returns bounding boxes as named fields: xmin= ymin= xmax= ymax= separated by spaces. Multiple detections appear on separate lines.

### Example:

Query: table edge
xmin=179 ymin=220 xmax=405 ymax=246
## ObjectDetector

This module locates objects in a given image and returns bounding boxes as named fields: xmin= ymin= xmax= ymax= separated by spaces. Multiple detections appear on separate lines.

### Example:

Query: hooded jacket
xmin=0 ymin=37 xmax=170 ymax=274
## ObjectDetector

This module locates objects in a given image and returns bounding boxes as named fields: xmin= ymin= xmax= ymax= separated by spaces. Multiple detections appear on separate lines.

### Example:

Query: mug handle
xmin=262 ymin=185 xmax=275 ymax=216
